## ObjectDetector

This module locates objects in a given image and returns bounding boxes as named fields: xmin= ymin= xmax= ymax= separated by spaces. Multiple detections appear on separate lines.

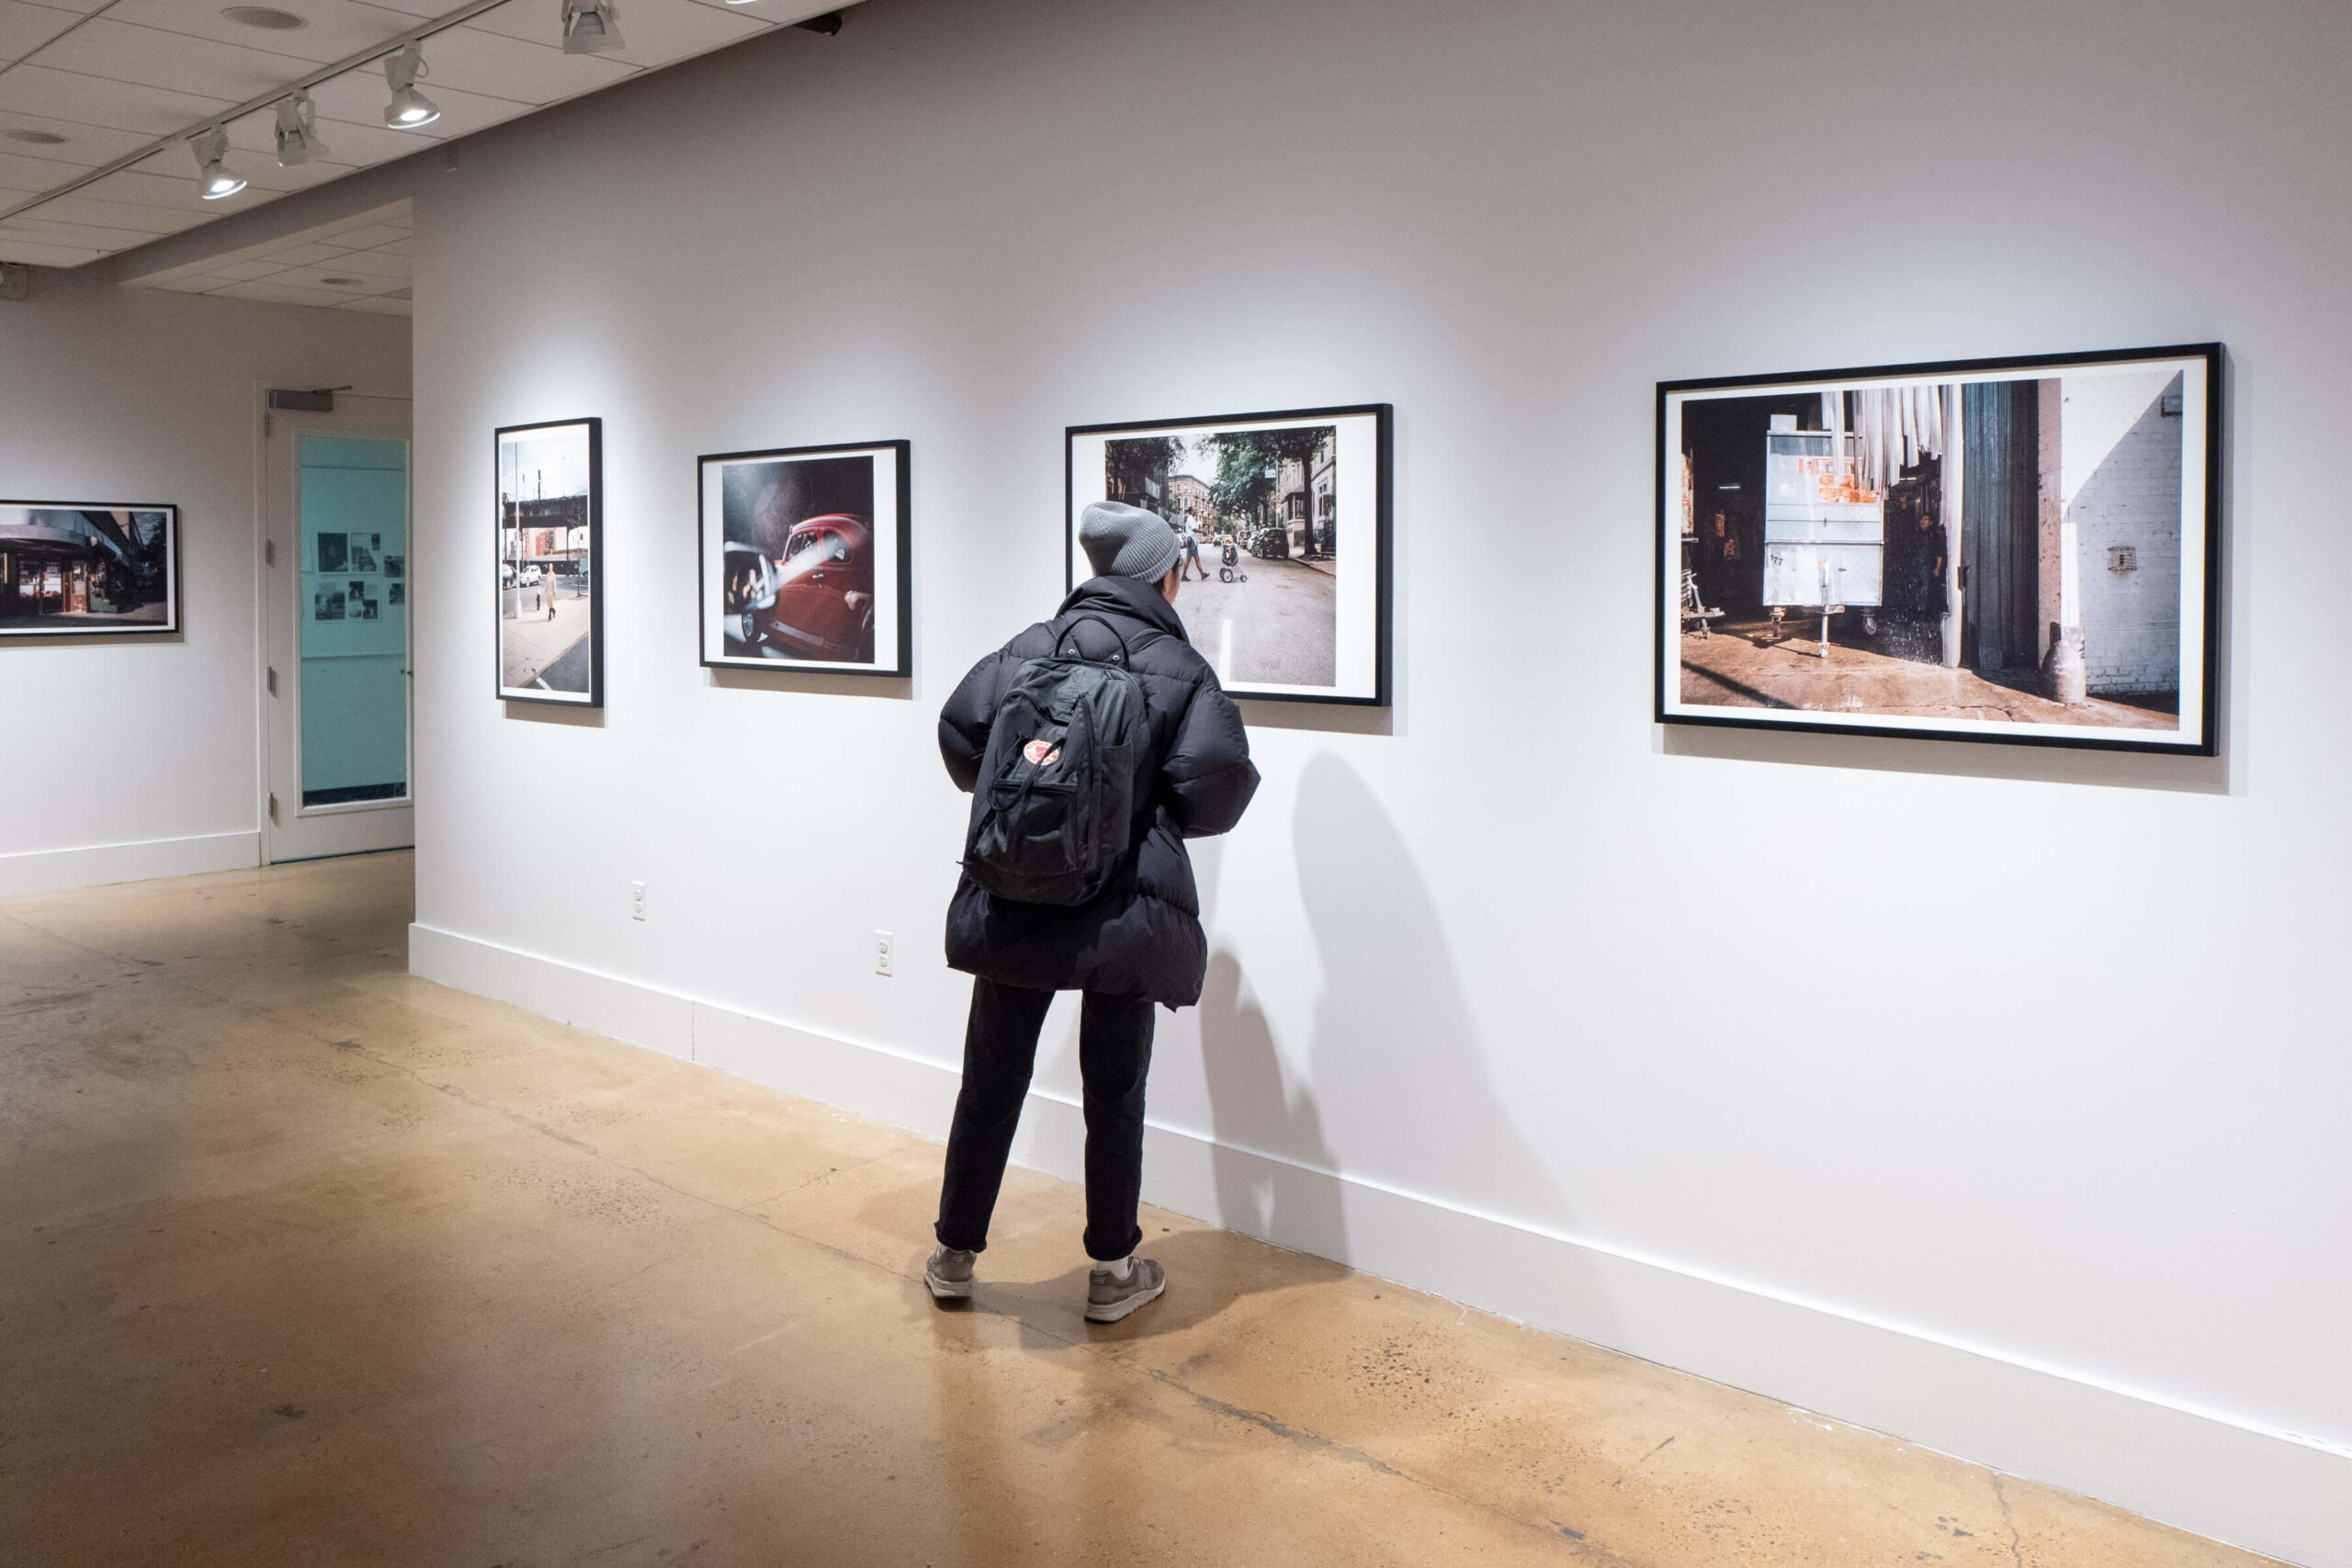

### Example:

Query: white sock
xmin=1102 ymin=1253 xmax=1136 ymax=1280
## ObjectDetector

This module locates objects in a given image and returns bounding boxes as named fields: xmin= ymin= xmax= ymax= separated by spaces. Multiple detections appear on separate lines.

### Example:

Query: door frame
xmin=254 ymin=379 xmax=418 ymax=863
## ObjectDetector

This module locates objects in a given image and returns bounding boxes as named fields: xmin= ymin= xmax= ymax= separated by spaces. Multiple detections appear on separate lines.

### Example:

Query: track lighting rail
xmin=0 ymin=0 xmax=530 ymax=227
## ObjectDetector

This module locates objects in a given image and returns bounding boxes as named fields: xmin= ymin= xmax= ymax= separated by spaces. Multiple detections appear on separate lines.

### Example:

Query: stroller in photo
xmin=1218 ymin=538 xmax=1247 ymax=583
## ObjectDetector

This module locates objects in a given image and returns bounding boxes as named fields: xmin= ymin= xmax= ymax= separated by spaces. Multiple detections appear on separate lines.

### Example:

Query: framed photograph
xmin=497 ymin=418 xmax=603 ymax=706
xmin=1067 ymin=404 xmax=1392 ymax=705
xmin=0 ymin=502 xmax=179 ymax=638
xmin=1657 ymin=344 xmax=2221 ymax=754
xmin=696 ymin=440 xmax=910 ymax=676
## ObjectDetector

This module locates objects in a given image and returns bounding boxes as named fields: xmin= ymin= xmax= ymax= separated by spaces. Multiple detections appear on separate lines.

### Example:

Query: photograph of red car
xmin=699 ymin=441 xmax=910 ymax=675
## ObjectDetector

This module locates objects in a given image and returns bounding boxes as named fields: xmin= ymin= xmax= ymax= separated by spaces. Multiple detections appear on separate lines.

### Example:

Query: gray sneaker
xmin=925 ymin=1246 xmax=976 ymax=1301
xmin=1085 ymin=1256 xmax=1165 ymax=1323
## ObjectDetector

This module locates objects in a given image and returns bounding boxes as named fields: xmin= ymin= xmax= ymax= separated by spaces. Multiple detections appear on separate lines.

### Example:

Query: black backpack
xmin=963 ymin=616 xmax=1151 ymax=907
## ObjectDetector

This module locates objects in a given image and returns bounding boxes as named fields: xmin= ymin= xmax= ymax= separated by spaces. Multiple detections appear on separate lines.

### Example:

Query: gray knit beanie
xmin=1078 ymin=500 xmax=1183 ymax=584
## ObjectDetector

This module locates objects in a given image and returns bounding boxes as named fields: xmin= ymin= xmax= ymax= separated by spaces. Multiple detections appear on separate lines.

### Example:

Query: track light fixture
xmin=191 ymin=127 xmax=246 ymax=200
xmin=382 ymin=41 xmax=442 ymax=130
xmin=560 ymin=0 xmax=624 ymax=54
xmin=273 ymin=90 xmax=329 ymax=166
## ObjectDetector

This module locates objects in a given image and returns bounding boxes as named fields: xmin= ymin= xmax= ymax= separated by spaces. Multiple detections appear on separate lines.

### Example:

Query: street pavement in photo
xmin=1679 ymin=621 xmax=2176 ymax=728
xmin=1173 ymin=552 xmax=1335 ymax=688
xmin=501 ymin=584 xmax=593 ymax=693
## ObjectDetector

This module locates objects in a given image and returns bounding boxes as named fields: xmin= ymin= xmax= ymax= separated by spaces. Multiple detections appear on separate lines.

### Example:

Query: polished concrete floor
xmin=2 ymin=853 xmax=2276 ymax=1567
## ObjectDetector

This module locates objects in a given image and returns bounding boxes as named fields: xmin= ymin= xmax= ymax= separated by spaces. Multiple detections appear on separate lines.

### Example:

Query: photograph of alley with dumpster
xmin=1069 ymin=404 xmax=1390 ymax=704
xmin=1657 ymin=345 xmax=2220 ymax=752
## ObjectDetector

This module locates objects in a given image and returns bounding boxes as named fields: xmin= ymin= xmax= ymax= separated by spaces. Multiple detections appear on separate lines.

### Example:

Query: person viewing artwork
xmin=928 ymin=500 xmax=1259 ymax=1323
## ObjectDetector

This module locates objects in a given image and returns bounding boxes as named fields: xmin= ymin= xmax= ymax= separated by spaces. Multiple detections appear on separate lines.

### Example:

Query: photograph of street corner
xmin=1661 ymin=346 xmax=2218 ymax=750
xmin=497 ymin=420 xmax=600 ymax=703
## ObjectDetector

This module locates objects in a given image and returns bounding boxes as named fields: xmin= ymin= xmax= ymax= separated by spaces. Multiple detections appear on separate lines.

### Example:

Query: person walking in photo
xmin=1180 ymin=516 xmax=1205 ymax=581
xmin=928 ymin=500 xmax=1259 ymax=1322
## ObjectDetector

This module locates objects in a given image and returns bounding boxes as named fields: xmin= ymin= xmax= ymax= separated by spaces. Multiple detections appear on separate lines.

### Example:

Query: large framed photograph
xmin=1067 ymin=403 xmax=1392 ymax=705
xmin=0 ymin=502 xmax=178 ymax=638
xmin=1658 ymin=344 xmax=2221 ymax=754
xmin=496 ymin=418 xmax=602 ymax=706
xmin=697 ymin=439 xmax=910 ymax=676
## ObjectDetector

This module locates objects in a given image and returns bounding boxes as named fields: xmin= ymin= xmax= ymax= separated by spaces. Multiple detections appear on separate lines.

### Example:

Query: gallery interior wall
xmin=403 ymin=2 xmax=2351 ymax=1561
xmin=0 ymin=272 xmax=412 ymax=894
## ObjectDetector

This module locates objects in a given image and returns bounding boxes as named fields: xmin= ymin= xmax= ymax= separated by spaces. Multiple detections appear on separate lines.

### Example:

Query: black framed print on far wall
xmin=697 ymin=439 xmax=911 ymax=677
xmin=1067 ymin=403 xmax=1393 ymax=705
xmin=0 ymin=501 xmax=179 ymax=639
xmin=1657 ymin=344 xmax=2222 ymax=755
xmin=496 ymin=418 xmax=603 ymax=706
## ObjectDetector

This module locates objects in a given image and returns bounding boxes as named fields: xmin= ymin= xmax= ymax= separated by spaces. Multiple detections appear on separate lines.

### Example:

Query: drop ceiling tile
xmin=0 ymin=236 xmax=103 ymax=264
xmin=212 ymin=276 xmax=350 ymax=305
xmin=0 ymin=145 xmax=83 ymax=190
xmin=680 ymin=0 xmax=831 ymax=23
xmin=307 ymin=242 xmax=407 ymax=277
xmin=18 ymin=189 xmax=199 ymax=232
xmin=19 ymin=0 xmax=109 ymax=13
xmin=30 ymin=18 xmax=314 ymax=105
xmin=149 ymin=270 xmax=226 ymax=290
xmin=0 ymin=110 xmax=154 ymax=166
xmin=312 ymin=220 xmax=407 ymax=247
xmin=0 ymin=211 xmax=160 ymax=247
xmin=273 ymin=262 xmax=401 ymax=294
xmin=0 ymin=63 xmax=236 ymax=137
xmin=97 ymin=0 xmax=423 ymax=68
xmin=335 ymin=293 xmax=410 ymax=315
xmin=425 ymin=23 xmax=638 ymax=104
xmin=368 ymin=234 xmax=410 ymax=254
xmin=0 ymin=0 xmax=85 ymax=63
xmin=209 ymin=256 xmax=301 ymax=278
xmin=307 ymin=64 xmax=532 ymax=139
xmin=466 ymin=0 xmax=763 ymax=71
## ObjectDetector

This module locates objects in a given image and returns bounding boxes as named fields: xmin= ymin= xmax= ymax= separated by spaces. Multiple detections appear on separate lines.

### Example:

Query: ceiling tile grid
xmin=1 ymin=0 xmax=855 ymax=287
xmin=122 ymin=195 xmax=415 ymax=314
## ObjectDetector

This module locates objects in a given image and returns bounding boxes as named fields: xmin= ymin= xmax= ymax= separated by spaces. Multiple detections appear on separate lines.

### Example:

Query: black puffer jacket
xmin=940 ymin=575 xmax=1259 ymax=1006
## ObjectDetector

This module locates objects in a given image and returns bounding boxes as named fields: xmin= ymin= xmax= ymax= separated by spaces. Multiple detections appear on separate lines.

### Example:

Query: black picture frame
xmin=0 ymin=501 xmax=181 ymax=640
xmin=495 ymin=417 xmax=604 ymax=708
xmin=695 ymin=438 xmax=912 ymax=678
xmin=1656 ymin=344 xmax=2222 ymax=756
xmin=1065 ymin=402 xmax=1393 ymax=706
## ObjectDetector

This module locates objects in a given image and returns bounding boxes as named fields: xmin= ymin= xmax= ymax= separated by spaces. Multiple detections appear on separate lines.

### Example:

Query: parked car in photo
xmin=723 ymin=513 xmax=876 ymax=662
xmin=518 ymin=564 xmax=542 ymax=587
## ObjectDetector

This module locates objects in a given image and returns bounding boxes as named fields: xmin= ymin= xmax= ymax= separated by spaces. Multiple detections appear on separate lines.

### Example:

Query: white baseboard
xmin=409 ymin=919 xmax=2347 ymax=1568
xmin=0 ymin=829 xmax=260 ymax=898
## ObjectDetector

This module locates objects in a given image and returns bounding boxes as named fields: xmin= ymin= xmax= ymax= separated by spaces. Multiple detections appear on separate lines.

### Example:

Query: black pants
xmin=934 ymin=979 xmax=1155 ymax=1261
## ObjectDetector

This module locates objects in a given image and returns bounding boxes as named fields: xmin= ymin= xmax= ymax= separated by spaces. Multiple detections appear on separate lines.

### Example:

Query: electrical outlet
xmin=629 ymin=881 xmax=647 ymax=921
xmin=875 ymin=931 xmax=894 ymax=976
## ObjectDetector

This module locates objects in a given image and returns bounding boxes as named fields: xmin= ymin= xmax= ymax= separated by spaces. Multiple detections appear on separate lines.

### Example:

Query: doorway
xmin=262 ymin=391 xmax=415 ymax=863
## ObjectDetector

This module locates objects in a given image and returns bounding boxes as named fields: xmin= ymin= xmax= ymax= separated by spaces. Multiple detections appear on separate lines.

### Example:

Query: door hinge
xmin=268 ymin=794 xmax=279 ymax=824
xmin=266 ymin=667 xmax=278 ymax=696
xmin=265 ymin=539 xmax=276 ymax=567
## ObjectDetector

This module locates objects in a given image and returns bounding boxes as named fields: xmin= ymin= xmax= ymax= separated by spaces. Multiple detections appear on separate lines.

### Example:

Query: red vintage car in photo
xmin=721 ymin=513 xmax=876 ymax=663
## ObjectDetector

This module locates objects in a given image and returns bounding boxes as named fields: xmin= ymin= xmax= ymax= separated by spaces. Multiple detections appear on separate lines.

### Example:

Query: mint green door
xmin=298 ymin=435 xmax=409 ymax=807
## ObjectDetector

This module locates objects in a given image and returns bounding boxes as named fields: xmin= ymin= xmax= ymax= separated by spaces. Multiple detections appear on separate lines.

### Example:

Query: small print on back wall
xmin=1066 ymin=404 xmax=1392 ymax=705
xmin=697 ymin=440 xmax=911 ymax=677
xmin=1658 ymin=344 xmax=2222 ymax=754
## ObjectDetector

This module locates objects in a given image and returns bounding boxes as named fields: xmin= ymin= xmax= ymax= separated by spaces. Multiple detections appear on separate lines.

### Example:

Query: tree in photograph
xmin=1106 ymin=436 xmax=1186 ymax=521
xmin=1198 ymin=426 xmax=1335 ymax=558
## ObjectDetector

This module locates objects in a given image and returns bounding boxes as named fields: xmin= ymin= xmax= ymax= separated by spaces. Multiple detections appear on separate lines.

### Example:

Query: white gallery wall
xmin=404 ymin=2 xmax=2351 ymax=1561
xmin=0 ymin=273 xmax=411 ymax=895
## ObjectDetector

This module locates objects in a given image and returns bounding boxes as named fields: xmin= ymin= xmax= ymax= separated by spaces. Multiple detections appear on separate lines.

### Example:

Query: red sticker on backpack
xmin=1023 ymin=739 xmax=1061 ymax=766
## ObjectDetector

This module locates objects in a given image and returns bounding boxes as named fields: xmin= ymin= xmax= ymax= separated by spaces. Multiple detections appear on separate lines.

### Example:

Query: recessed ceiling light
xmin=223 ymin=6 xmax=307 ymax=28
xmin=318 ymin=276 xmax=363 ymax=287
xmin=3 ymin=129 xmax=68 ymax=145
